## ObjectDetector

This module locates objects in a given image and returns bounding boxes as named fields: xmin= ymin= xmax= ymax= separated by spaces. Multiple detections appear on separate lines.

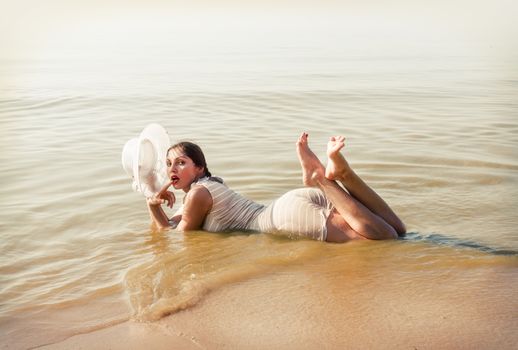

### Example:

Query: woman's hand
xmin=147 ymin=181 xmax=175 ymax=208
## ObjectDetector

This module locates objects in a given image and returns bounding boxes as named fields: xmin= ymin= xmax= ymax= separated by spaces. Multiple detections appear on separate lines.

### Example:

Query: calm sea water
xmin=1 ymin=18 xmax=517 ymax=349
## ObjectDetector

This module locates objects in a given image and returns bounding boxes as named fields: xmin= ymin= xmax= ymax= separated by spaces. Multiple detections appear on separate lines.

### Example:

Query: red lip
xmin=171 ymin=175 xmax=180 ymax=185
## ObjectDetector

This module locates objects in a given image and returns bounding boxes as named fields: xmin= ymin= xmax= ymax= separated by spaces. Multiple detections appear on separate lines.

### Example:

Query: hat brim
xmin=133 ymin=124 xmax=171 ymax=198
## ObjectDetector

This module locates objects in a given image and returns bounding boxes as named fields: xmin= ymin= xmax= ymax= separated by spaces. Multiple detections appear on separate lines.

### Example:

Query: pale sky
xmin=1 ymin=0 xmax=517 ymax=59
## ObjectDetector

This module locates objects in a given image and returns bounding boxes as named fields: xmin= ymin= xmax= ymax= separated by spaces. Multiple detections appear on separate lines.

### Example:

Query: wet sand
xmin=42 ymin=261 xmax=517 ymax=350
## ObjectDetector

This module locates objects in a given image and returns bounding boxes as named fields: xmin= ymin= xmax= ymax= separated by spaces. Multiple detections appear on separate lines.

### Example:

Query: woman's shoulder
xmin=179 ymin=185 xmax=213 ymax=231
xmin=185 ymin=185 xmax=213 ymax=206
xmin=192 ymin=177 xmax=234 ymax=205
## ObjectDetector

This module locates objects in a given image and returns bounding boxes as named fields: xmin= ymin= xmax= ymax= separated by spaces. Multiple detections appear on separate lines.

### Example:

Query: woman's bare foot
xmin=325 ymin=136 xmax=351 ymax=181
xmin=296 ymin=132 xmax=325 ymax=187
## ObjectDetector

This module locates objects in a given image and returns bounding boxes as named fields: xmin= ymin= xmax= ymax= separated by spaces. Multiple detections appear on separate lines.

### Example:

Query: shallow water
xmin=1 ymin=6 xmax=518 ymax=349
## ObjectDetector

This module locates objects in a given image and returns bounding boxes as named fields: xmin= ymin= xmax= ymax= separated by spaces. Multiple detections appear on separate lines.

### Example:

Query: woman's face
xmin=166 ymin=150 xmax=204 ymax=192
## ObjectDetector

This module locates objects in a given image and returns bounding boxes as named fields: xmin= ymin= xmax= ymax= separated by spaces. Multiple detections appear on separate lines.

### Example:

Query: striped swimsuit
xmin=193 ymin=177 xmax=333 ymax=241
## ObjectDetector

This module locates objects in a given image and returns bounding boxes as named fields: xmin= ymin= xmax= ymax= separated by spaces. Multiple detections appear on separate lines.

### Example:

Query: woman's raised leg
xmin=325 ymin=136 xmax=406 ymax=235
xmin=296 ymin=132 xmax=398 ymax=240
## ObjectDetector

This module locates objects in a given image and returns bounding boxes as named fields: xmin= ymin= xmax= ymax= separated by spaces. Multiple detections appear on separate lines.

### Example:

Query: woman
xmin=147 ymin=133 xmax=406 ymax=242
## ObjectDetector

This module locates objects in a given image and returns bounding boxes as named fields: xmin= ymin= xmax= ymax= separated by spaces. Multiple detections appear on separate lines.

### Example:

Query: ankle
xmin=337 ymin=169 xmax=355 ymax=183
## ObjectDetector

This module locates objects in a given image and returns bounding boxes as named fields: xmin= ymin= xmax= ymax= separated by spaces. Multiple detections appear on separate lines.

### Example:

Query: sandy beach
xmin=42 ymin=265 xmax=517 ymax=350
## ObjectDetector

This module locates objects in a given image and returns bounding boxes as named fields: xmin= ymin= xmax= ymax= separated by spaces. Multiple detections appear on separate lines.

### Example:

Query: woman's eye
xmin=166 ymin=161 xmax=171 ymax=167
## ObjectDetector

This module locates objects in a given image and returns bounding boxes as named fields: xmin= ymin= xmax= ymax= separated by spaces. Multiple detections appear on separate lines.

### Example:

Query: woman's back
xmin=194 ymin=177 xmax=265 ymax=232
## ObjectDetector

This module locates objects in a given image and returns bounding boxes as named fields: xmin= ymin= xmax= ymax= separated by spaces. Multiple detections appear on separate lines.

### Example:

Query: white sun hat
xmin=122 ymin=123 xmax=171 ymax=198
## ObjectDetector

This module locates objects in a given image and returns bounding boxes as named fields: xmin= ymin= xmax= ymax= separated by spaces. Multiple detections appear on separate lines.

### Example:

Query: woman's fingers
xmin=166 ymin=191 xmax=175 ymax=208
xmin=158 ymin=181 xmax=173 ymax=195
xmin=147 ymin=183 xmax=175 ymax=208
xmin=147 ymin=196 xmax=163 ymax=206
xmin=164 ymin=193 xmax=173 ymax=208
xmin=153 ymin=189 xmax=176 ymax=208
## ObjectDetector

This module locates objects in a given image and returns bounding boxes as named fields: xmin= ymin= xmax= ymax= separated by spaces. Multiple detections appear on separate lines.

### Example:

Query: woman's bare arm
xmin=176 ymin=186 xmax=212 ymax=231
xmin=146 ymin=181 xmax=176 ymax=230
xmin=147 ymin=203 xmax=171 ymax=229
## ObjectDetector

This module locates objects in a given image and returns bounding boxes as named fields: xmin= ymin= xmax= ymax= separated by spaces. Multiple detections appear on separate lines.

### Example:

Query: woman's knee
xmin=355 ymin=220 xmax=398 ymax=240
xmin=382 ymin=227 xmax=398 ymax=240
xmin=325 ymin=211 xmax=364 ymax=242
xmin=325 ymin=210 xmax=397 ymax=242
xmin=370 ymin=224 xmax=398 ymax=240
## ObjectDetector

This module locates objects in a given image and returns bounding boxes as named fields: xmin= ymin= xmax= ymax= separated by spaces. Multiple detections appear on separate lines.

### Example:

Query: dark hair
xmin=168 ymin=141 xmax=223 ymax=183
